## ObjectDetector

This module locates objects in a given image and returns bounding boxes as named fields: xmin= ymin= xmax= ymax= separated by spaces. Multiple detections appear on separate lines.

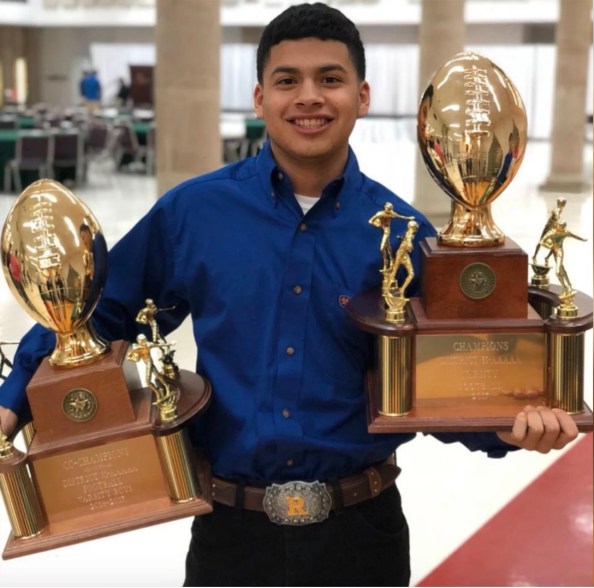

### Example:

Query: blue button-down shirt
xmin=1 ymin=141 xmax=514 ymax=482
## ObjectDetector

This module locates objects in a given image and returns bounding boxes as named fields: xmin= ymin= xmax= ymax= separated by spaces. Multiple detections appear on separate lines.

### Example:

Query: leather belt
xmin=212 ymin=459 xmax=400 ymax=524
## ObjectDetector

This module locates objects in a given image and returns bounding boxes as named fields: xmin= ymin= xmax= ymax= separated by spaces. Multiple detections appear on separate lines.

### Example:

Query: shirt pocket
xmin=307 ymin=279 xmax=374 ymax=390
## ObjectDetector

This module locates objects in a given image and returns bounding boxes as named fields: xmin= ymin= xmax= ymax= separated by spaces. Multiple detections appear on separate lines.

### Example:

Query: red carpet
xmin=417 ymin=434 xmax=594 ymax=587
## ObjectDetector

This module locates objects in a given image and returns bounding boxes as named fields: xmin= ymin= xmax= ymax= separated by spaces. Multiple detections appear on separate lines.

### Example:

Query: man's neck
xmin=271 ymin=146 xmax=348 ymax=198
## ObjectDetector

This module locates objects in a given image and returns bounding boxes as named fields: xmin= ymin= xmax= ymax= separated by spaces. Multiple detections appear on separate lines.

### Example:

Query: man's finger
xmin=510 ymin=409 xmax=528 ymax=442
xmin=534 ymin=406 xmax=561 ymax=453
xmin=551 ymin=408 xmax=579 ymax=450
xmin=522 ymin=406 xmax=545 ymax=451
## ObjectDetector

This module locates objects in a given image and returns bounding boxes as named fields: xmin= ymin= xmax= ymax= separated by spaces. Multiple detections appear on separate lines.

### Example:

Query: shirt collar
xmin=256 ymin=140 xmax=363 ymax=215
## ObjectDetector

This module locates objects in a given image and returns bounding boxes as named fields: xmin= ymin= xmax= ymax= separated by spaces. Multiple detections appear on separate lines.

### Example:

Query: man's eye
xmin=322 ymin=76 xmax=342 ymax=84
xmin=276 ymin=78 xmax=296 ymax=86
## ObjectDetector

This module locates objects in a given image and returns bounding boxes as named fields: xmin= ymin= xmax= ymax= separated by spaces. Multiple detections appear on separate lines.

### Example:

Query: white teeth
xmin=294 ymin=119 xmax=327 ymax=128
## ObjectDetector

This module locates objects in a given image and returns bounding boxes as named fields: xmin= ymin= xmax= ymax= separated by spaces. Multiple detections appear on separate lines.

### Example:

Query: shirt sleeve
xmin=0 ymin=324 xmax=55 ymax=419
xmin=92 ymin=194 xmax=190 ymax=345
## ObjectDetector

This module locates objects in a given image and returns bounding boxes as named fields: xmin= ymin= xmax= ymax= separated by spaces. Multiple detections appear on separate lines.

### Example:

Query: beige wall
xmin=0 ymin=20 xmax=573 ymax=111
xmin=36 ymin=27 xmax=154 ymax=107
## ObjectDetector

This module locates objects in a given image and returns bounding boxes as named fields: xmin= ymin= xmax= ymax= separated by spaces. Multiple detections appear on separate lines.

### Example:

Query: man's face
xmin=254 ymin=38 xmax=370 ymax=170
xmin=80 ymin=229 xmax=92 ymax=251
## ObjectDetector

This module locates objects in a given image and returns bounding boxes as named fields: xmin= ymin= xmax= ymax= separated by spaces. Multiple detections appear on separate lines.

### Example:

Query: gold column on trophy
xmin=0 ymin=428 xmax=45 ymax=539
xmin=154 ymin=432 xmax=201 ymax=503
xmin=377 ymin=335 xmax=414 ymax=416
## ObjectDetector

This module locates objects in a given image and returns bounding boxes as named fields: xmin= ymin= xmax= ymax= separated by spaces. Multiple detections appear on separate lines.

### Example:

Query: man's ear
xmin=358 ymin=80 xmax=370 ymax=118
xmin=254 ymin=84 xmax=264 ymax=118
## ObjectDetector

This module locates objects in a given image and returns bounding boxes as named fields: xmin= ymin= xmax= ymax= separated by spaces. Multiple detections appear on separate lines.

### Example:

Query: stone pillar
xmin=541 ymin=0 xmax=592 ymax=193
xmin=0 ymin=27 xmax=26 ymax=105
xmin=155 ymin=0 xmax=221 ymax=196
xmin=25 ymin=28 xmax=42 ymax=107
xmin=414 ymin=0 xmax=465 ymax=225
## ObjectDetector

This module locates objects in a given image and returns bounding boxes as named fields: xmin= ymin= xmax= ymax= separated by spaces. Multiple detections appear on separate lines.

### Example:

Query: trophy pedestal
xmin=347 ymin=286 xmax=593 ymax=433
xmin=0 ymin=343 xmax=212 ymax=559
xmin=365 ymin=390 xmax=594 ymax=433
xmin=420 ymin=237 xmax=528 ymax=319
xmin=27 ymin=341 xmax=140 ymax=445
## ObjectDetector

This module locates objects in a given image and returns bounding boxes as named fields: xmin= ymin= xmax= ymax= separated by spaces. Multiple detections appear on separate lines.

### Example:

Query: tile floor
xmin=0 ymin=118 xmax=591 ymax=587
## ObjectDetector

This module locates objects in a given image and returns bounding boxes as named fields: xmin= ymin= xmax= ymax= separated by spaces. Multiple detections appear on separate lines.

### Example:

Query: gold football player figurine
xmin=369 ymin=204 xmax=417 ymax=323
xmin=538 ymin=219 xmax=587 ymax=314
xmin=389 ymin=221 xmax=419 ymax=297
xmin=369 ymin=203 xmax=415 ymax=275
xmin=128 ymin=334 xmax=180 ymax=421
xmin=129 ymin=299 xmax=181 ymax=420
xmin=532 ymin=197 xmax=566 ymax=265
xmin=135 ymin=298 xmax=167 ymax=344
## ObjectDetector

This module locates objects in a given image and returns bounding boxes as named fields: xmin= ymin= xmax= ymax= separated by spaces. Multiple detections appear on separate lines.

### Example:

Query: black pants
xmin=184 ymin=484 xmax=410 ymax=587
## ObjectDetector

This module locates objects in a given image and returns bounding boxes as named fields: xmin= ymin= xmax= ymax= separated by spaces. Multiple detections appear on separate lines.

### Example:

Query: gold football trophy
xmin=347 ymin=52 xmax=593 ymax=432
xmin=0 ymin=179 xmax=212 ymax=558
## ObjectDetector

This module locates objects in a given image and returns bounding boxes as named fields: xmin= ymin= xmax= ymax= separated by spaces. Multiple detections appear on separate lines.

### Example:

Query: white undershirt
xmin=294 ymin=193 xmax=319 ymax=215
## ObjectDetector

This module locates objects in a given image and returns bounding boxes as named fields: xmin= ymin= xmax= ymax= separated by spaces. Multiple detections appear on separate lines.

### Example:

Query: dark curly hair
xmin=256 ymin=2 xmax=366 ymax=83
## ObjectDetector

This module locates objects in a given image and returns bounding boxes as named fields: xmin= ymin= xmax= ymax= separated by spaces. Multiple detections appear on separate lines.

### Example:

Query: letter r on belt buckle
xmin=263 ymin=481 xmax=332 ymax=525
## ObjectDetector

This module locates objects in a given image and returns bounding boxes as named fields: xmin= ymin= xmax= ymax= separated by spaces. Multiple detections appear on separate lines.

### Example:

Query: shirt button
xmin=293 ymin=285 xmax=302 ymax=295
xmin=282 ymin=408 xmax=291 ymax=418
xmin=286 ymin=346 xmax=295 ymax=356
xmin=286 ymin=459 xmax=294 ymax=467
xmin=299 ymin=223 xmax=307 ymax=232
xmin=335 ymin=201 xmax=341 ymax=209
xmin=278 ymin=172 xmax=284 ymax=180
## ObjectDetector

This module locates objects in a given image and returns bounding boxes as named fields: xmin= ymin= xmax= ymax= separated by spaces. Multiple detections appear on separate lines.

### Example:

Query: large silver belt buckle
xmin=263 ymin=481 xmax=332 ymax=525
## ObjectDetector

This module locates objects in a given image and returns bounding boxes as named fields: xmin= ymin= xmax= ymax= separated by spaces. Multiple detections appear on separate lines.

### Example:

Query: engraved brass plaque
xmin=31 ymin=435 xmax=168 ymax=524
xmin=416 ymin=333 xmax=545 ymax=406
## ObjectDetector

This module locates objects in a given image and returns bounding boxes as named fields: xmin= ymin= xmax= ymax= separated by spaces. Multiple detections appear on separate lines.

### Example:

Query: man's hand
xmin=0 ymin=406 xmax=18 ymax=437
xmin=497 ymin=405 xmax=579 ymax=453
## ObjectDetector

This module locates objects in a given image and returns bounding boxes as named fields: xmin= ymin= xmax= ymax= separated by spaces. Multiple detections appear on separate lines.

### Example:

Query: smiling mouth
xmin=292 ymin=118 xmax=331 ymax=128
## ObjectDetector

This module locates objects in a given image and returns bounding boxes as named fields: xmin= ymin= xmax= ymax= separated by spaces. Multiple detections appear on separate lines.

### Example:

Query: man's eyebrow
xmin=319 ymin=64 xmax=348 ymax=74
xmin=270 ymin=64 xmax=349 ymax=76
xmin=270 ymin=66 xmax=299 ymax=76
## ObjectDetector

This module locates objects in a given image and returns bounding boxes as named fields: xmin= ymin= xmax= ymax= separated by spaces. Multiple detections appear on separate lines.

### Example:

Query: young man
xmin=0 ymin=3 xmax=578 ymax=586
xmin=80 ymin=69 xmax=102 ymax=113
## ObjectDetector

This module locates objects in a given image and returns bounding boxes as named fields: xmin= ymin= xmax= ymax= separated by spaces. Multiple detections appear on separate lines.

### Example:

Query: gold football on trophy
xmin=1 ymin=179 xmax=110 ymax=366
xmin=418 ymin=51 xmax=528 ymax=247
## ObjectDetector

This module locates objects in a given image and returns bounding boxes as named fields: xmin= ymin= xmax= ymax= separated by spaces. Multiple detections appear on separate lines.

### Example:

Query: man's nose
xmin=296 ymin=79 xmax=324 ymax=105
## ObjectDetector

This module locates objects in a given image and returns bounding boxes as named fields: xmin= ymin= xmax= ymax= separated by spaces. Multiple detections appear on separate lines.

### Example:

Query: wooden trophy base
xmin=26 ymin=340 xmax=141 ymax=445
xmin=2 ymin=358 xmax=213 ymax=559
xmin=365 ymin=370 xmax=594 ymax=433
xmin=3 ymin=446 xmax=212 ymax=559
xmin=347 ymin=288 xmax=594 ymax=434
xmin=420 ymin=236 xmax=528 ymax=319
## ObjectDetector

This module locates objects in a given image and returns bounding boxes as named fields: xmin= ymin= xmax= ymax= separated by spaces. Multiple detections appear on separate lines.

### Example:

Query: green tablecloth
xmin=245 ymin=118 xmax=266 ymax=140
xmin=17 ymin=116 xmax=35 ymax=129
xmin=132 ymin=122 xmax=153 ymax=145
